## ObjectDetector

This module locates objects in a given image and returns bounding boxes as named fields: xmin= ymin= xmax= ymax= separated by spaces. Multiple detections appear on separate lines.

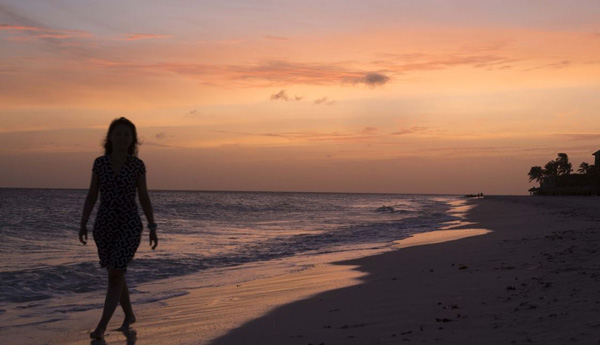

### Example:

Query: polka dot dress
xmin=92 ymin=155 xmax=146 ymax=271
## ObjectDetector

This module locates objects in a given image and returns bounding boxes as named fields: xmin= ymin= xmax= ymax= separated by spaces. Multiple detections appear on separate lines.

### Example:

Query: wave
xmin=1 ymin=213 xmax=457 ymax=305
xmin=0 ymin=189 xmax=461 ymax=306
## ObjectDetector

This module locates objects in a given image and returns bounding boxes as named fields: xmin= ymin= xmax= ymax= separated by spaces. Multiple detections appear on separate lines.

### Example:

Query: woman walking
xmin=79 ymin=117 xmax=158 ymax=340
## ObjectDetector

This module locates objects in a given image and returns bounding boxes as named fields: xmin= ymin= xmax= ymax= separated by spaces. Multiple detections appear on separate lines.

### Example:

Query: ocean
xmin=0 ymin=188 xmax=466 ymax=329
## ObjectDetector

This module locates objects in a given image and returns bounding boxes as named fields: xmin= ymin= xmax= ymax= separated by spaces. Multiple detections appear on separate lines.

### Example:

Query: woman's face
xmin=110 ymin=124 xmax=133 ymax=153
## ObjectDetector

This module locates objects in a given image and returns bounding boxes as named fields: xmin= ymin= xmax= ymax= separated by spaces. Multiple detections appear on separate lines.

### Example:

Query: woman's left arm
xmin=137 ymin=173 xmax=158 ymax=249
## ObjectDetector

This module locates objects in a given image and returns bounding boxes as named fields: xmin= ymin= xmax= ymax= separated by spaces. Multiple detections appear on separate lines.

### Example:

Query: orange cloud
xmin=211 ymin=128 xmax=382 ymax=143
xmin=391 ymin=127 xmax=430 ymax=136
xmin=377 ymin=53 xmax=516 ymax=72
xmin=0 ymin=24 xmax=44 ymax=32
xmin=86 ymin=58 xmax=391 ymax=87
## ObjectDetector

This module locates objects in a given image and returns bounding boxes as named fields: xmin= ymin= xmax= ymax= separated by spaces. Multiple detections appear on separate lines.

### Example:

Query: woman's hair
xmin=103 ymin=117 xmax=139 ymax=156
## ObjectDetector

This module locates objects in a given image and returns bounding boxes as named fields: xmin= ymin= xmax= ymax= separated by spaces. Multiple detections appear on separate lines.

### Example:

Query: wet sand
xmin=208 ymin=196 xmax=600 ymax=344
xmin=6 ymin=196 xmax=600 ymax=344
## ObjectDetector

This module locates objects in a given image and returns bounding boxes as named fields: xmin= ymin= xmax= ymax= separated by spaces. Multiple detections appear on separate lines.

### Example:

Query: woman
xmin=79 ymin=117 xmax=158 ymax=340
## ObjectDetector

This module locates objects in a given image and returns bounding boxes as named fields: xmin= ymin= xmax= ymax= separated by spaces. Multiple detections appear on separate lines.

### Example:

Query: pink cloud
xmin=0 ymin=23 xmax=91 ymax=40
xmin=0 ymin=24 xmax=44 ymax=32
xmin=87 ymin=58 xmax=391 ymax=87
xmin=169 ymin=60 xmax=390 ymax=87
xmin=84 ymin=51 xmax=525 ymax=87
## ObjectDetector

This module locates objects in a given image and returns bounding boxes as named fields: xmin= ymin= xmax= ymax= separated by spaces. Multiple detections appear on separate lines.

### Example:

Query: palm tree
xmin=544 ymin=160 xmax=559 ymax=178
xmin=543 ymin=160 xmax=560 ymax=187
xmin=528 ymin=166 xmax=544 ymax=184
xmin=578 ymin=162 xmax=591 ymax=174
xmin=556 ymin=153 xmax=572 ymax=176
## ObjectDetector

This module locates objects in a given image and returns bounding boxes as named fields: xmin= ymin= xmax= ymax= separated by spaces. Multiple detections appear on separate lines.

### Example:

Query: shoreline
xmin=1 ymin=197 xmax=481 ymax=345
xmin=208 ymin=196 xmax=600 ymax=344
xmin=72 ymin=198 xmax=493 ymax=345
xmin=5 ymin=195 xmax=600 ymax=344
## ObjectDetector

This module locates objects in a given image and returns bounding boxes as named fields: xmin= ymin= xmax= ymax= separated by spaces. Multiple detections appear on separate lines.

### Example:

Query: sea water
xmin=0 ymin=188 xmax=466 ymax=328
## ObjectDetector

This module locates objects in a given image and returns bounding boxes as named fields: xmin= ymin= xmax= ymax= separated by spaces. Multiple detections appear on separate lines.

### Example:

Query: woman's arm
xmin=79 ymin=172 xmax=99 ymax=244
xmin=137 ymin=173 xmax=155 ymax=224
xmin=137 ymin=173 xmax=158 ymax=249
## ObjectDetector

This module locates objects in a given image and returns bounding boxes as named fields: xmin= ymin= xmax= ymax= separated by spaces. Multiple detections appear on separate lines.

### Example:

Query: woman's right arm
xmin=79 ymin=172 xmax=99 ymax=245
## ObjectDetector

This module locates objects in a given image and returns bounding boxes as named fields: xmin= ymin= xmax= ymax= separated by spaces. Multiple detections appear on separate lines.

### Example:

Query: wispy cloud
xmin=391 ymin=126 xmax=430 ymax=135
xmin=559 ymin=133 xmax=600 ymax=141
xmin=1 ymin=23 xmax=172 ymax=43
xmin=404 ymin=55 xmax=512 ymax=71
xmin=184 ymin=109 xmax=202 ymax=118
xmin=0 ymin=4 xmax=97 ymax=59
xmin=270 ymin=91 xmax=336 ymax=105
xmin=343 ymin=73 xmax=390 ymax=86
xmin=361 ymin=127 xmax=378 ymax=134
xmin=210 ymin=127 xmax=381 ymax=143
xmin=84 ymin=51 xmax=523 ymax=87
xmin=88 ymin=59 xmax=394 ymax=87
xmin=224 ymin=61 xmax=391 ymax=86
xmin=314 ymin=97 xmax=335 ymax=105
xmin=546 ymin=60 xmax=571 ymax=69
xmin=1 ymin=24 xmax=43 ymax=32
xmin=378 ymin=52 xmax=516 ymax=72
xmin=270 ymin=90 xmax=303 ymax=101
xmin=0 ymin=23 xmax=92 ymax=40
xmin=523 ymin=60 xmax=571 ymax=72
xmin=261 ymin=129 xmax=379 ymax=142
xmin=142 ymin=141 xmax=185 ymax=149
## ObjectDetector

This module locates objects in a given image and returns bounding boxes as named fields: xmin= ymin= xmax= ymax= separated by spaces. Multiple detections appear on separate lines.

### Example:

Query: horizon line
xmin=0 ymin=186 xmax=493 ymax=196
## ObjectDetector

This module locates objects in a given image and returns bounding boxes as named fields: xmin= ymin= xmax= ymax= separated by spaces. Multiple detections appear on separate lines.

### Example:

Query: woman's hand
xmin=79 ymin=224 xmax=88 ymax=245
xmin=149 ymin=229 xmax=158 ymax=250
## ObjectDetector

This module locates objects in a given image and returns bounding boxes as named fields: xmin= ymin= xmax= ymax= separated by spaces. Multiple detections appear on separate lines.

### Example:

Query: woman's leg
xmin=91 ymin=268 xmax=125 ymax=339
xmin=118 ymin=277 xmax=136 ymax=330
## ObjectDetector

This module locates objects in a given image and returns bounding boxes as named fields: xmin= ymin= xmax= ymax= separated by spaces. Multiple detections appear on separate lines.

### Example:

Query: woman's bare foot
xmin=90 ymin=326 xmax=105 ymax=340
xmin=117 ymin=314 xmax=136 ymax=331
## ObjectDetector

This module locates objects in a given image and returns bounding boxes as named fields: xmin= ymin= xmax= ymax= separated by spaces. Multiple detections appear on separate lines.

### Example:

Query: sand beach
xmin=207 ymin=196 xmax=600 ymax=345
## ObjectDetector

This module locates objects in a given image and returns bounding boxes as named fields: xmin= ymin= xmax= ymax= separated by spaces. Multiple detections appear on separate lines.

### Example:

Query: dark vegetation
xmin=528 ymin=153 xmax=600 ymax=195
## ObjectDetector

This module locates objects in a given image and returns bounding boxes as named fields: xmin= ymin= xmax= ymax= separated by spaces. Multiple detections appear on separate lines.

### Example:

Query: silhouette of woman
xmin=79 ymin=117 xmax=158 ymax=340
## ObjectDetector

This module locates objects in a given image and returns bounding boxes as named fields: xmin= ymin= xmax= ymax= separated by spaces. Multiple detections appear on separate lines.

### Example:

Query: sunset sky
xmin=1 ymin=0 xmax=599 ymax=194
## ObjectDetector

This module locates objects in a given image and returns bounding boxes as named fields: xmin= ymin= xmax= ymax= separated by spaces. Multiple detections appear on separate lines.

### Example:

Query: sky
xmin=1 ymin=0 xmax=599 ymax=194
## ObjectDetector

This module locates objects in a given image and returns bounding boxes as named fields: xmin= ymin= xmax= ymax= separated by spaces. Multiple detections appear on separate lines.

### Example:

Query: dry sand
xmin=208 ymin=196 xmax=600 ymax=345
xmin=5 ymin=196 xmax=600 ymax=344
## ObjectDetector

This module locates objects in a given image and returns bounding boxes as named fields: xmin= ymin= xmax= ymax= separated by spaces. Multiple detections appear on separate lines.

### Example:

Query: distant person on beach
xmin=79 ymin=117 xmax=158 ymax=340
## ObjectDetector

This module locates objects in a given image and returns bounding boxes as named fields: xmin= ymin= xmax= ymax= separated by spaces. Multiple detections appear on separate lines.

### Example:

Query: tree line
xmin=528 ymin=153 xmax=597 ymax=185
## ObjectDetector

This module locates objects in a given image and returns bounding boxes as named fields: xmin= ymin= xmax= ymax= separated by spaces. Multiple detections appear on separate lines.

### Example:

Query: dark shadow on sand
xmin=207 ymin=196 xmax=600 ymax=344
xmin=207 ymin=208 xmax=498 ymax=344
xmin=89 ymin=329 xmax=136 ymax=345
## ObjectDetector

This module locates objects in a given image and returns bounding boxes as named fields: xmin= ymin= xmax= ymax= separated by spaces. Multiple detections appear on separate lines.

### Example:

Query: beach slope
xmin=209 ymin=196 xmax=600 ymax=344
